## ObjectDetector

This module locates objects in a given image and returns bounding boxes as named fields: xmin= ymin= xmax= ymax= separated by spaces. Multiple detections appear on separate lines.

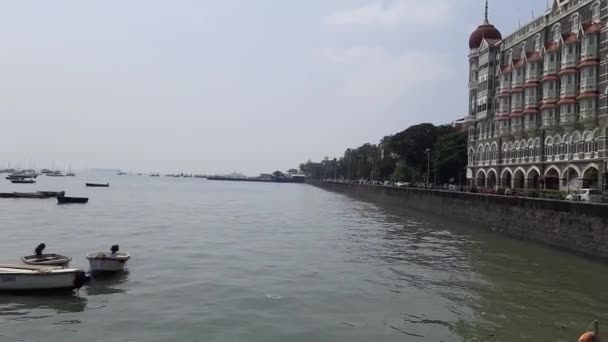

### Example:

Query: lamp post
xmin=426 ymin=148 xmax=431 ymax=188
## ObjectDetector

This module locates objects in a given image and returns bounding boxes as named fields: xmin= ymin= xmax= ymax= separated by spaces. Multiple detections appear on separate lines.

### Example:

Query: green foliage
xmin=431 ymin=131 xmax=468 ymax=184
xmin=300 ymin=123 xmax=468 ymax=184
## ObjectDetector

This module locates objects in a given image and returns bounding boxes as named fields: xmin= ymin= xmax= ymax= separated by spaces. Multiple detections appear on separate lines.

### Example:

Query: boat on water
xmin=117 ymin=171 xmax=127 ymax=176
xmin=11 ymin=179 xmax=36 ymax=184
xmin=86 ymin=183 xmax=109 ymax=188
xmin=47 ymin=171 xmax=65 ymax=177
xmin=66 ymin=172 xmax=75 ymax=177
xmin=22 ymin=243 xmax=72 ymax=267
xmin=57 ymin=196 xmax=88 ymax=204
xmin=6 ymin=173 xmax=37 ymax=179
xmin=0 ymin=193 xmax=15 ymax=198
xmin=40 ymin=169 xmax=53 ymax=174
xmin=38 ymin=191 xmax=66 ymax=198
xmin=13 ymin=192 xmax=47 ymax=199
xmin=0 ymin=264 xmax=86 ymax=292
xmin=87 ymin=245 xmax=130 ymax=273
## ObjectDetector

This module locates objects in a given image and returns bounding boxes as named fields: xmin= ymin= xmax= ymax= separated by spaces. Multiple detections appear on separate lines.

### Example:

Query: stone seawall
xmin=314 ymin=181 xmax=608 ymax=260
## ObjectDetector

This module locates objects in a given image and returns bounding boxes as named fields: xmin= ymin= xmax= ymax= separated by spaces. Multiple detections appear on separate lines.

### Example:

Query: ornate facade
xmin=467 ymin=0 xmax=608 ymax=191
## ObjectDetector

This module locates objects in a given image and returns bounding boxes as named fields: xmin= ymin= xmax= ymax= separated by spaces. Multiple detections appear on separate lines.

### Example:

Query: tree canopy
xmin=299 ymin=123 xmax=467 ymax=185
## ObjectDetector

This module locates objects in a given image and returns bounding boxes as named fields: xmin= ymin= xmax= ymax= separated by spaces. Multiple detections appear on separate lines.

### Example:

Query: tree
xmin=432 ymin=131 xmax=468 ymax=184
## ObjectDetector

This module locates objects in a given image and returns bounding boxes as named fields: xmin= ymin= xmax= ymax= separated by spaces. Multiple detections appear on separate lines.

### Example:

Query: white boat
xmin=22 ymin=243 xmax=72 ymax=267
xmin=22 ymin=254 xmax=72 ymax=267
xmin=87 ymin=245 xmax=130 ymax=273
xmin=0 ymin=265 xmax=86 ymax=292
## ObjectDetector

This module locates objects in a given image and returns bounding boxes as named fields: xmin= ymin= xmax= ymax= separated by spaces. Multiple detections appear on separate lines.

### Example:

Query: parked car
xmin=574 ymin=189 xmax=603 ymax=203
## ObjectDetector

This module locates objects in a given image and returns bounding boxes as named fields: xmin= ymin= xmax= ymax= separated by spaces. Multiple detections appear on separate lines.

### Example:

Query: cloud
xmin=326 ymin=0 xmax=454 ymax=30
xmin=318 ymin=47 xmax=449 ymax=103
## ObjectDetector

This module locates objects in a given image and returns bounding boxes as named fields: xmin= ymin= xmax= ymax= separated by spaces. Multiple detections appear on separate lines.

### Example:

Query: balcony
xmin=543 ymin=90 xmax=558 ymax=103
xmin=561 ymin=53 xmax=578 ymax=69
xmin=579 ymin=108 xmax=597 ymax=120
xmin=560 ymin=86 xmax=576 ymax=99
xmin=580 ymin=77 xmax=598 ymax=93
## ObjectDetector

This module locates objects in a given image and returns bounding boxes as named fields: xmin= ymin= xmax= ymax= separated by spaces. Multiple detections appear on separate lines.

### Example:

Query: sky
xmin=0 ymin=0 xmax=551 ymax=175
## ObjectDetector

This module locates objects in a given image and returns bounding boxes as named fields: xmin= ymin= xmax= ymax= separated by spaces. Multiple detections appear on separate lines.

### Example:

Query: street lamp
xmin=426 ymin=148 xmax=431 ymax=188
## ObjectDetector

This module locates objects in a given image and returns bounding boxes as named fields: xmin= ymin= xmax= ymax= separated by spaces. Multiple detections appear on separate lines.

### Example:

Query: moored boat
xmin=0 ymin=193 xmax=15 ymax=198
xmin=0 ymin=265 xmax=86 ymax=292
xmin=86 ymin=183 xmax=109 ymax=187
xmin=87 ymin=245 xmax=130 ymax=273
xmin=22 ymin=243 xmax=72 ymax=267
xmin=11 ymin=179 xmax=35 ymax=184
xmin=57 ymin=196 xmax=88 ymax=204
xmin=13 ymin=192 xmax=47 ymax=199
xmin=38 ymin=191 xmax=66 ymax=198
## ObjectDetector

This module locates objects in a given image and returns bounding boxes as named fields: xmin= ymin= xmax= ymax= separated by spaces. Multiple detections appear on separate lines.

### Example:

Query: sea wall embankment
xmin=313 ymin=181 xmax=608 ymax=260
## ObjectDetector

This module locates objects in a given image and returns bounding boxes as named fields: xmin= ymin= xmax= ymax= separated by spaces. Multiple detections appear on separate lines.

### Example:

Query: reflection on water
xmin=0 ymin=295 xmax=87 ymax=321
xmin=86 ymin=271 xmax=129 ymax=296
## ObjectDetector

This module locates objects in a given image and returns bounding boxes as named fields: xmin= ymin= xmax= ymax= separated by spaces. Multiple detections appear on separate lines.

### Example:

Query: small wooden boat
xmin=11 ymin=179 xmax=35 ymax=184
xmin=87 ymin=245 xmax=130 ymax=273
xmin=86 ymin=183 xmax=109 ymax=187
xmin=38 ymin=191 xmax=66 ymax=198
xmin=13 ymin=192 xmax=47 ymax=199
xmin=22 ymin=244 xmax=72 ymax=267
xmin=0 ymin=264 xmax=86 ymax=292
xmin=57 ymin=196 xmax=89 ymax=204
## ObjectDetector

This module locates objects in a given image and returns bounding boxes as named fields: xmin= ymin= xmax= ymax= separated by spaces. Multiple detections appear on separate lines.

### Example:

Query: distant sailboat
xmin=66 ymin=164 xmax=75 ymax=177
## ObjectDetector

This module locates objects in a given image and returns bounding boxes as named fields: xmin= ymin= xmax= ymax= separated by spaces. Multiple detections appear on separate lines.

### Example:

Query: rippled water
xmin=0 ymin=173 xmax=607 ymax=341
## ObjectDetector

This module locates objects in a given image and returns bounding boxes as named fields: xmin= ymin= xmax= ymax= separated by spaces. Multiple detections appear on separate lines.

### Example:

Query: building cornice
xmin=503 ymin=0 xmax=595 ymax=50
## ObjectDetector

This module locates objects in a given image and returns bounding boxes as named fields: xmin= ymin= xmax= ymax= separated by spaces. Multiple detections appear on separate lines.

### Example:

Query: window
xmin=570 ymin=13 xmax=579 ymax=33
xmin=589 ymin=36 xmax=596 ymax=46
xmin=520 ymin=43 xmax=526 ymax=58
xmin=592 ymin=1 xmax=601 ymax=22
xmin=553 ymin=24 xmax=561 ymax=42
xmin=568 ymin=45 xmax=573 ymax=54
xmin=549 ymin=82 xmax=554 ymax=90
xmin=550 ymin=54 xmax=555 ymax=62
xmin=534 ymin=34 xmax=541 ymax=52
xmin=588 ymin=68 xmax=595 ymax=78
xmin=568 ymin=75 xmax=573 ymax=84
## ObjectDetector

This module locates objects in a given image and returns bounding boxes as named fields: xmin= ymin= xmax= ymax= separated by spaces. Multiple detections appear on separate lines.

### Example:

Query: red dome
xmin=469 ymin=21 xmax=502 ymax=49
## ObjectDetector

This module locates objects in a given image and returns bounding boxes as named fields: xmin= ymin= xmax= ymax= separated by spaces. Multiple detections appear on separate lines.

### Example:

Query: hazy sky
xmin=0 ymin=0 xmax=550 ymax=175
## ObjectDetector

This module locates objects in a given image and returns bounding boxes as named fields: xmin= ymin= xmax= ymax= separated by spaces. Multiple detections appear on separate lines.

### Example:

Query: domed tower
xmin=468 ymin=0 xmax=502 ymax=121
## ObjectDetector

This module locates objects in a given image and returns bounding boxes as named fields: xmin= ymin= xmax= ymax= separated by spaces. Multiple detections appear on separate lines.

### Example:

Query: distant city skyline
xmin=0 ymin=0 xmax=550 ymax=175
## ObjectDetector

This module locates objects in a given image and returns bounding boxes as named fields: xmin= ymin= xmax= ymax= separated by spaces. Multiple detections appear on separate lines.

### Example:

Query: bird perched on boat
xmin=34 ymin=243 xmax=46 ymax=256
xmin=579 ymin=332 xmax=600 ymax=342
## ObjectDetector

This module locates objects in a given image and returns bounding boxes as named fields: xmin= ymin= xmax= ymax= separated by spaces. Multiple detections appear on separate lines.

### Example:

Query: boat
xmin=6 ymin=173 xmax=37 ymax=179
xmin=47 ymin=171 xmax=65 ymax=177
xmin=0 ymin=193 xmax=15 ymax=198
xmin=66 ymin=164 xmax=75 ymax=176
xmin=38 ymin=191 xmax=66 ymax=198
xmin=11 ymin=179 xmax=36 ymax=184
xmin=117 ymin=171 xmax=127 ymax=176
xmin=40 ymin=169 xmax=53 ymax=174
xmin=0 ymin=264 xmax=86 ymax=292
xmin=22 ymin=243 xmax=72 ymax=267
xmin=13 ymin=192 xmax=47 ymax=199
xmin=57 ymin=196 xmax=89 ymax=204
xmin=86 ymin=183 xmax=109 ymax=187
xmin=87 ymin=245 xmax=130 ymax=273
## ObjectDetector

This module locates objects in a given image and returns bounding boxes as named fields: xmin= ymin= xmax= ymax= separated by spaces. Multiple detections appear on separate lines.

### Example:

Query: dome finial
xmin=484 ymin=0 xmax=489 ymax=23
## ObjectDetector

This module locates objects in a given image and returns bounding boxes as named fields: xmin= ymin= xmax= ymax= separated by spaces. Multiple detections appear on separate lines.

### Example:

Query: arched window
xmin=534 ymin=34 xmax=541 ymax=52
xmin=520 ymin=42 xmax=527 ymax=59
xmin=507 ymin=49 xmax=513 ymax=63
xmin=592 ymin=1 xmax=601 ymax=23
xmin=570 ymin=13 xmax=579 ymax=33
xmin=552 ymin=24 xmax=561 ymax=42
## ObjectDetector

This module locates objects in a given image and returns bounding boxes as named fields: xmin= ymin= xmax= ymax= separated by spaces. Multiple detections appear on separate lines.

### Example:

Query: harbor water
xmin=0 ymin=173 xmax=607 ymax=341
